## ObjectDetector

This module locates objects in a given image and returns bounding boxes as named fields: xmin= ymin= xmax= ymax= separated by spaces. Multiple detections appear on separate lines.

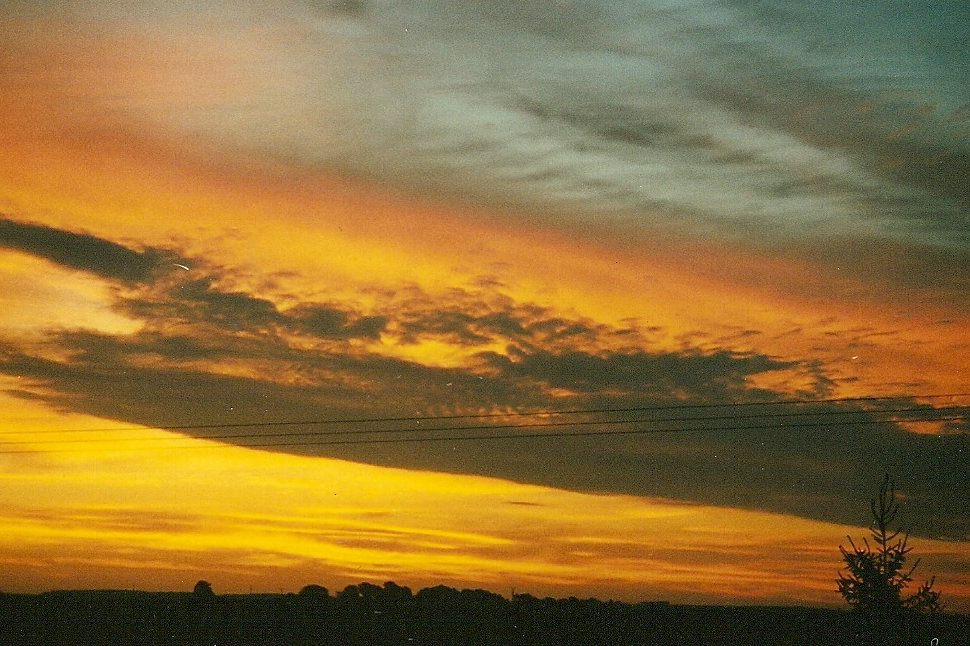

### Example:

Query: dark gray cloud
xmin=394 ymin=307 xmax=612 ymax=349
xmin=3 ymin=330 xmax=967 ymax=540
xmin=119 ymin=278 xmax=388 ymax=341
xmin=481 ymin=348 xmax=789 ymax=399
xmin=289 ymin=304 xmax=387 ymax=339
xmin=162 ymin=279 xmax=285 ymax=331
xmin=0 ymin=242 xmax=966 ymax=539
xmin=0 ymin=216 xmax=171 ymax=283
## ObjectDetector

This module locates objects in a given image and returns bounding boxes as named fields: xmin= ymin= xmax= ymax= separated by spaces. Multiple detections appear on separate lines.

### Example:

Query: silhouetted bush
xmin=298 ymin=584 xmax=329 ymax=598
xmin=192 ymin=580 xmax=215 ymax=598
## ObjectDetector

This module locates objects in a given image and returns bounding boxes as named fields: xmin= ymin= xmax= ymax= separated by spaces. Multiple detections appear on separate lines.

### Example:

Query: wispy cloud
xmin=57 ymin=0 xmax=957 ymax=250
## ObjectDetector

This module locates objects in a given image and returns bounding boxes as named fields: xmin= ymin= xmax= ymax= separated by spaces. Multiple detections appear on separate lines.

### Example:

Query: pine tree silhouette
xmin=837 ymin=474 xmax=942 ymax=615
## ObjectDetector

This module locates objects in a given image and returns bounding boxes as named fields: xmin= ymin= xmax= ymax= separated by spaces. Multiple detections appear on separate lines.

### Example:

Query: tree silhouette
xmin=299 ymin=584 xmax=329 ymax=598
xmin=837 ymin=474 xmax=942 ymax=616
xmin=193 ymin=580 xmax=215 ymax=598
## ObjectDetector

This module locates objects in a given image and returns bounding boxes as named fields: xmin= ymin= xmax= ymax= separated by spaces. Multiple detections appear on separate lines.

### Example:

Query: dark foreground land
xmin=1 ymin=585 xmax=967 ymax=646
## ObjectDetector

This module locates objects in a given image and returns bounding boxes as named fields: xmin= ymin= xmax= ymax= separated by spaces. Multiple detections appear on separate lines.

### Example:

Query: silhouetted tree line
xmin=1 ymin=580 xmax=965 ymax=646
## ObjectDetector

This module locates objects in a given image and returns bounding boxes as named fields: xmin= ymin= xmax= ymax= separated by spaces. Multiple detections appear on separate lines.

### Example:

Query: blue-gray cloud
xmin=9 ymin=1 xmax=967 ymax=255
xmin=74 ymin=0 xmax=959 ymax=252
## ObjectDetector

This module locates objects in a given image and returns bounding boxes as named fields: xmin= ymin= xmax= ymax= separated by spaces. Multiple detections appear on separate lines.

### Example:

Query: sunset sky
xmin=1 ymin=0 xmax=968 ymax=610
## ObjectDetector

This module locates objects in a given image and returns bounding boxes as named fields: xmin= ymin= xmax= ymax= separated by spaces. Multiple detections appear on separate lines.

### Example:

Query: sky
xmin=0 ymin=0 xmax=968 ymax=610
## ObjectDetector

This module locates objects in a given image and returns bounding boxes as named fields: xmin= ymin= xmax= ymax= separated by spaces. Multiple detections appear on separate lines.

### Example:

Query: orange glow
xmin=0 ymin=18 xmax=967 ymax=613
xmin=3 ymin=40 xmax=967 ymax=398
xmin=3 ymin=108 xmax=966 ymax=398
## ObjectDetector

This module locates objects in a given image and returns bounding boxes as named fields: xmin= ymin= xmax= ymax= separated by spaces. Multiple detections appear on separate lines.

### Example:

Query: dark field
xmin=2 ymin=584 xmax=967 ymax=646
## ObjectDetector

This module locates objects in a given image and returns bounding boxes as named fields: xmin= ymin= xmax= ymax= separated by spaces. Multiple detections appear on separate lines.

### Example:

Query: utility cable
xmin=2 ymin=404 xmax=967 ymax=447
xmin=0 ymin=412 xmax=964 ymax=455
xmin=1 ymin=392 xmax=967 ymax=437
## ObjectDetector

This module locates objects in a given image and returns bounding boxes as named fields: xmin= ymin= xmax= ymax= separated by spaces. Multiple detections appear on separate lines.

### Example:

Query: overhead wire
xmin=2 ymin=392 xmax=968 ymax=436
xmin=0 ymin=414 xmax=965 ymax=455
xmin=2 ymin=404 xmax=968 ymax=447
xmin=221 ymin=414 xmax=970 ymax=450
xmin=0 ymin=394 xmax=966 ymax=454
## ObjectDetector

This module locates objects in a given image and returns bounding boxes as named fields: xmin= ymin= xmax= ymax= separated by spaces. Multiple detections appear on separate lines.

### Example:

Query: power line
xmin=2 ymin=392 xmax=968 ymax=437
xmin=3 ymin=404 xmax=967 ymax=447
xmin=234 ymin=415 xmax=970 ymax=450
xmin=2 ymin=414 xmax=964 ymax=454
xmin=0 ymin=411 xmax=964 ymax=455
